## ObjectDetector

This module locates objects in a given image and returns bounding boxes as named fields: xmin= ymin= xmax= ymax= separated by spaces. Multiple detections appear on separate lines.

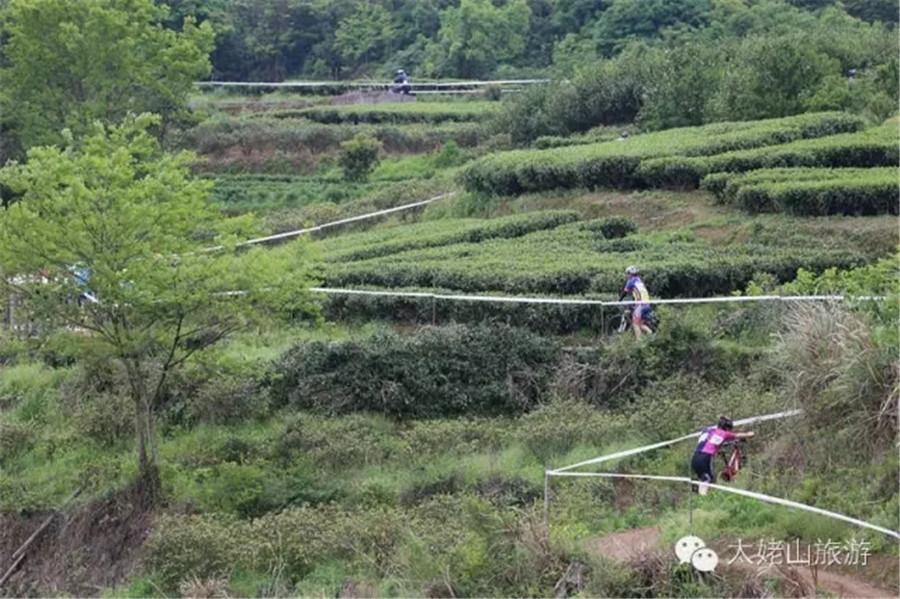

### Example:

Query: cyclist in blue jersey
xmin=619 ymin=266 xmax=653 ymax=340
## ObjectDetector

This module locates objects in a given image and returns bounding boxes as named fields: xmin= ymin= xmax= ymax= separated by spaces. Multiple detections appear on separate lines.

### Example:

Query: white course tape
xmin=551 ymin=434 xmax=697 ymax=474
xmin=204 ymin=192 xmax=457 ymax=252
xmin=548 ymin=471 xmax=900 ymax=540
xmin=311 ymin=288 xmax=876 ymax=307
xmin=549 ymin=409 xmax=802 ymax=474
xmin=194 ymin=79 xmax=548 ymax=89
xmin=311 ymin=287 xmax=606 ymax=305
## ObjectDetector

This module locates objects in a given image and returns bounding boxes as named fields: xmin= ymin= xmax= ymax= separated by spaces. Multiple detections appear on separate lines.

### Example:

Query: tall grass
xmin=774 ymin=302 xmax=898 ymax=453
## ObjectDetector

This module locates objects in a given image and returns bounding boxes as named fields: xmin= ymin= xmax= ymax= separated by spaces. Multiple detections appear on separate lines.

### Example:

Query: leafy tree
xmin=521 ymin=0 xmax=560 ymax=70
xmin=590 ymin=0 xmax=712 ymax=56
xmin=334 ymin=1 xmax=395 ymax=67
xmin=788 ymin=0 xmax=900 ymax=24
xmin=636 ymin=41 xmax=724 ymax=129
xmin=706 ymin=33 xmax=837 ymax=121
xmin=551 ymin=32 xmax=598 ymax=76
xmin=0 ymin=114 xmax=321 ymax=499
xmin=551 ymin=0 xmax=610 ymax=35
xmin=843 ymin=0 xmax=899 ymax=24
xmin=0 ymin=0 xmax=214 ymax=157
xmin=804 ymin=59 xmax=900 ymax=123
xmin=231 ymin=0 xmax=327 ymax=80
xmin=428 ymin=0 xmax=531 ymax=79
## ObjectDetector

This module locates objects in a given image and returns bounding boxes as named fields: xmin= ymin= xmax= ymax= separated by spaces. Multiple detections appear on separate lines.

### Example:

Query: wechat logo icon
xmin=675 ymin=535 xmax=719 ymax=572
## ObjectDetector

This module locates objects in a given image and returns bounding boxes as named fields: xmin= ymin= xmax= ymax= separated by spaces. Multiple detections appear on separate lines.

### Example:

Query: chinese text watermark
xmin=727 ymin=538 xmax=871 ymax=567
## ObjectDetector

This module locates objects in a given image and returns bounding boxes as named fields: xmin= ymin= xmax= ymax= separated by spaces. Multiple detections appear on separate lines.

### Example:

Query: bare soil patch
xmin=0 ymin=486 xmax=152 ymax=597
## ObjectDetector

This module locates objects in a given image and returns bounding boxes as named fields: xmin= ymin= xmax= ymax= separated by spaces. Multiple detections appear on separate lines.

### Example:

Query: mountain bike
xmin=616 ymin=306 xmax=659 ymax=334
xmin=719 ymin=439 xmax=747 ymax=482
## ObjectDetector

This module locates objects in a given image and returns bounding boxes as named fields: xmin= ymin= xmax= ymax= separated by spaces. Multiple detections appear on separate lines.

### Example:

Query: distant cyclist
xmin=691 ymin=416 xmax=755 ymax=494
xmin=619 ymin=266 xmax=653 ymax=340
xmin=392 ymin=69 xmax=411 ymax=94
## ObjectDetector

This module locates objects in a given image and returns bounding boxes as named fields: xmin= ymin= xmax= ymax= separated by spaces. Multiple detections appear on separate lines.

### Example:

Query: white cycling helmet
xmin=625 ymin=265 xmax=640 ymax=275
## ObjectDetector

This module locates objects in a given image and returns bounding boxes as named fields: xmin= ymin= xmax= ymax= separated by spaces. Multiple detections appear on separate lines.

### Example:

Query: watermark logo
xmin=727 ymin=538 xmax=871 ymax=567
xmin=675 ymin=535 xmax=719 ymax=572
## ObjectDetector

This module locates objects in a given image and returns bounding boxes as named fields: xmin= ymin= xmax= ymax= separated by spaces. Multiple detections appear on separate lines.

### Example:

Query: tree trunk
xmin=128 ymin=362 xmax=161 ymax=503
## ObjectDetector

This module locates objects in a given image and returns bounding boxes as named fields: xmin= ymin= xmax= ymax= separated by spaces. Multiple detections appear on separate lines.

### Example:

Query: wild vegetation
xmin=0 ymin=0 xmax=897 ymax=597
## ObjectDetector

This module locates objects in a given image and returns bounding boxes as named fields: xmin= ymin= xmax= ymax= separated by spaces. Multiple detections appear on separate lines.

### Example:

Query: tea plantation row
xmin=320 ymin=222 xmax=866 ymax=297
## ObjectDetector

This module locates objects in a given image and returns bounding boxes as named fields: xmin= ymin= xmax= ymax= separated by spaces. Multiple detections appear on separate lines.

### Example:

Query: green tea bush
xmin=323 ymin=223 xmax=866 ymax=298
xmin=322 ymin=288 xmax=606 ymax=334
xmin=701 ymin=167 xmax=899 ymax=215
xmin=315 ymin=210 xmax=580 ymax=262
xmin=461 ymin=112 xmax=866 ymax=195
xmin=268 ymin=102 xmax=500 ymax=124
xmin=267 ymin=324 xmax=560 ymax=419
xmin=627 ymin=375 xmax=774 ymax=442
xmin=185 ymin=118 xmax=483 ymax=165
xmin=433 ymin=140 xmax=464 ymax=168
xmin=643 ymin=123 xmax=900 ymax=189
xmin=209 ymin=174 xmax=392 ymax=214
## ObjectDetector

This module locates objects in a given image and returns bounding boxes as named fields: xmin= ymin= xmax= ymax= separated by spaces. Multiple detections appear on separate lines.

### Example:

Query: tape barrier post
xmin=543 ymin=472 xmax=551 ymax=533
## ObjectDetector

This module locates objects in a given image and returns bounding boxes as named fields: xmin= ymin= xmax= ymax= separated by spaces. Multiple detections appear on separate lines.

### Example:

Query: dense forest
xmin=161 ymin=0 xmax=899 ymax=83
xmin=1 ymin=0 xmax=897 ymax=160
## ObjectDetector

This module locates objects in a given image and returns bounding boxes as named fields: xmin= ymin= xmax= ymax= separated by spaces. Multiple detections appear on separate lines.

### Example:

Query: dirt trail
xmin=585 ymin=527 xmax=898 ymax=598
xmin=586 ymin=526 xmax=662 ymax=561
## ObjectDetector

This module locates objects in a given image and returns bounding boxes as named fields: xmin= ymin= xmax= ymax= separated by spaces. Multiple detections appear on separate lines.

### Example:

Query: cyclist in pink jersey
xmin=691 ymin=416 xmax=755 ymax=487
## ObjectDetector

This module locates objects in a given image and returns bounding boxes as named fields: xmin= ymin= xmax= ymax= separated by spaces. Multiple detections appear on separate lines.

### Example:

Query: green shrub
xmin=400 ymin=418 xmax=512 ymax=459
xmin=144 ymin=514 xmax=245 ymax=591
xmin=0 ymin=362 xmax=67 ymax=421
xmin=579 ymin=216 xmax=638 ymax=239
xmin=274 ymin=412 xmax=400 ymax=469
xmin=339 ymin=133 xmax=382 ymax=182
xmin=0 ymin=418 xmax=36 ymax=461
xmin=71 ymin=392 xmax=133 ymax=447
xmin=483 ymin=85 xmax=503 ymax=102
xmin=516 ymin=398 xmax=627 ymax=463
xmin=188 ymin=369 xmax=270 ymax=425
xmin=433 ymin=140 xmax=464 ymax=168
xmin=267 ymin=324 xmax=560 ymax=419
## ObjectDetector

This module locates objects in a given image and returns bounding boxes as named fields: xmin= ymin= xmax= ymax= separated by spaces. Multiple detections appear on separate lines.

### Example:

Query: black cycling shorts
xmin=691 ymin=452 xmax=715 ymax=483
